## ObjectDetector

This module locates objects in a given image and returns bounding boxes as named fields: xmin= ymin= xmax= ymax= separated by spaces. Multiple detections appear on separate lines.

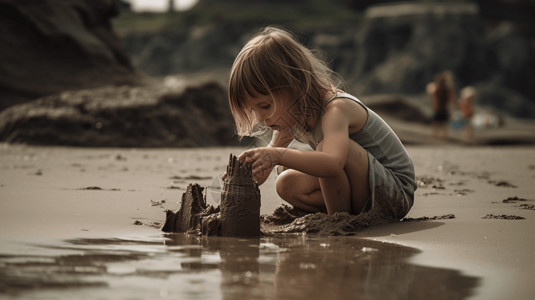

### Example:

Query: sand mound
xmin=0 ymin=82 xmax=239 ymax=147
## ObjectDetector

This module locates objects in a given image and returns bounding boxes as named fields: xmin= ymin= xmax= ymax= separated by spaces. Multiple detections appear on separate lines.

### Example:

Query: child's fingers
xmin=251 ymin=159 xmax=269 ymax=176
xmin=237 ymin=152 xmax=245 ymax=163
xmin=238 ymin=149 xmax=260 ymax=164
xmin=249 ymin=153 xmax=263 ymax=168
xmin=238 ymin=149 xmax=253 ymax=163
xmin=250 ymin=166 xmax=263 ymax=181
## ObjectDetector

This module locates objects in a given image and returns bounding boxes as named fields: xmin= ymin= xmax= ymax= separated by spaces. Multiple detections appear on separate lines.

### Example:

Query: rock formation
xmin=352 ymin=2 xmax=535 ymax=118
xmin=119 ymin=1 xmax=535 ymax=118
xmin=0 ymin=0 xmax=145 ymax=110
xmin=0 ymin=82 xmax=239 ymax=147
xmin=220 ymin=154 xmax=261 ymax=237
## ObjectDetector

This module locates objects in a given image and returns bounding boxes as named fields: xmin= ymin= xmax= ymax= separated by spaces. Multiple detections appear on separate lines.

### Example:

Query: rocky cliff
xmin=0 ymin=82 xmax=239 ymax=147
xmin=0 ymin=0 xmax=146 ymax=111
xmin=0 ymin=0 xmax=533 ymax=148
xmin=118 ymin=1 xmax=535 ymax=118
xmin=352 ymin=2 xmax=535 ymax=118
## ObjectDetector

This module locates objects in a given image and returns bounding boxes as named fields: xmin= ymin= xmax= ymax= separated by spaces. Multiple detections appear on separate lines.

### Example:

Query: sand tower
xmin=220 ymin=154 xmax=261 ymax=237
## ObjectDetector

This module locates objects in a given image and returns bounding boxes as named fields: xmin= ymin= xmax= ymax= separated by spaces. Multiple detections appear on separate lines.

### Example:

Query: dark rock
xmin=353 ymin=2 xmax=486 ymax=94
xmin=402 ymin=214 xmax=456 ymax=222
xmin=118 ymin=1 xmax=535 ymax=118
xmin=363 ymin=94 xmax=429 ymax=124
xmin=475 ymin=81 xmax=535 ymax=119
xmin=122 ymin=23 xmax=246 ymax=76
xmin=350 ymin=2 xmax=535 ymax=118
xmin=0 ymin=82 xmax=239 ymax=147
xmin=519 ymin=204 xmax=535 ymax=211
xmin=0 ymin=0 xmax=146 ymax=110
xmin=482 ymin=214 xmax=525 ymax=220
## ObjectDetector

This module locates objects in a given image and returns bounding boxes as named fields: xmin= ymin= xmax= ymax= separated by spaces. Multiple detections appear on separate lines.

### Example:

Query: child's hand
xmin=238 ymin=147 xmax=281 ymax=181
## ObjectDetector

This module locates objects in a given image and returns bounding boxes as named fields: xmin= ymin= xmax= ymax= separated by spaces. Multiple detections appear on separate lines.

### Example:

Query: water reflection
xmin=0 ymin=234 xmax=479 ymax=299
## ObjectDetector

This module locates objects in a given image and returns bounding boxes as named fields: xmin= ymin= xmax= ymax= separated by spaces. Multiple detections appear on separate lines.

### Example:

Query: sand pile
xmin=160 ymin=183 xmax=220 ymax=235
xmin=161 ymin=154 xmax=261 ymax=237
xmin=161 ymin=153 xmax=452 ymax=236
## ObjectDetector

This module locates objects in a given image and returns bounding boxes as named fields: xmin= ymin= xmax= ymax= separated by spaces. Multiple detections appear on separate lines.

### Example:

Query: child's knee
xmin=275 ymin=170 xmax=292 ymax=199
xmin=276 ymin=169 xmax=320 ymax=204
xmin=275 ymin=169 xmax=305 ymax=200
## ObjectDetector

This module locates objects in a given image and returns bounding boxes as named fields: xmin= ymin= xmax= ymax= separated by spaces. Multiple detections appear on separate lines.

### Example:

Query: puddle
xmin=0 ymin=234 xmax=479 ymax=299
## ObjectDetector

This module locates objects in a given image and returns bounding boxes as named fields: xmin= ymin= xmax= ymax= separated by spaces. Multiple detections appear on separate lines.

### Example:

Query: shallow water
xmin=0 ymin=233 xmax=479 ymax=299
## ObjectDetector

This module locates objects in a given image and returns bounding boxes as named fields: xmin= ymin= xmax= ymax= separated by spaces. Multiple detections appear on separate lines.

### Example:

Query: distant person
xmin=426 ymin=71 xmax=457 ymax=139
xmin=459 ymin=86 xmax=476 ymax=141
xmin=227 ymin=27 xmax=416 ymax=225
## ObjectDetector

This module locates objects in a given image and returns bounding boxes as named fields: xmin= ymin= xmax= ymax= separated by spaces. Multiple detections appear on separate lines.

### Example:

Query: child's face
xmin=244 ymin=92 xmax=298 ymax=132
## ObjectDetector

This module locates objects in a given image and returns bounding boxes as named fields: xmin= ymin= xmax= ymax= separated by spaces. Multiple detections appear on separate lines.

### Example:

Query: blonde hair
xmin=460 ymin=86 xmax=477 ymax=100
xmin=228 ymin=26 xmax=339 ymax=137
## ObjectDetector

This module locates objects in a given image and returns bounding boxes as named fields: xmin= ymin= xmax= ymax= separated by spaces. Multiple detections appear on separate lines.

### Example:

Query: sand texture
xmin=160 ymin=183 xmax=221 ymax=235
xmin=0 ymin=144 xmax=534 ymax=299
xmin=160 ymin=154 xmax=261 ymax=237
xmin=220 ymin=154 xmax=261 ymax=237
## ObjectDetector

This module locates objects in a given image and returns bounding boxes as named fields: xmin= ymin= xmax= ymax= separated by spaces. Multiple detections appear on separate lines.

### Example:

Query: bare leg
xmin=317 ymin=170 xmax=351 ymax=213
xmin=464 ymin=121 xmax=473 ymax=141
xmin=341 ymin=140 xmax=370 ymax=214
xmin=276 ymin=169 xmax=324 ymax=212
xmin=318 ymin=140 xmax=369 ymax=214
xmin=275 ymin=140 xmax=370 ymax=215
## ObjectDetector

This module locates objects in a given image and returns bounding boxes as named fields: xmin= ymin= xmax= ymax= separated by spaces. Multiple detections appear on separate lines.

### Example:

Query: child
xmin=228 ymin=27 xmax=416 ymax=222
xmin=426 ymin=71 xmax=457 ymax=139
xmin=459 ymin=86 xmax=476 ymax=141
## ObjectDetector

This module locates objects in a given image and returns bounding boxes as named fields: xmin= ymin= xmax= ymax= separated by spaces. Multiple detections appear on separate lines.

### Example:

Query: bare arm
xmin=251 ymin=129 xmax=294 ymax=185
xmin=241 ymin=101 xmax=361 ymax=179
xmin=276 ymin=104 xmax=349 ymax=177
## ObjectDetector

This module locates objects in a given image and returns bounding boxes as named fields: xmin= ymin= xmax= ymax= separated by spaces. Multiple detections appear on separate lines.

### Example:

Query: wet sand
xmin=0 ymin=144 xmax=534 ymax=299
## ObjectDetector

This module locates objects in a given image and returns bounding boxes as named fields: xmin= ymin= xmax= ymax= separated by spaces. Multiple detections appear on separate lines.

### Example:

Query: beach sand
xmin=0 ymin=143 xmax=534 ymax=299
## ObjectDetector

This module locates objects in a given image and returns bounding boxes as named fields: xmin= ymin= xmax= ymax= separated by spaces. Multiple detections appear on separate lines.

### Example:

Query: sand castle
xmin=160 ymin=153 xmax=403 ymax=237
xmin=161 ymin=154 xmax=261 ymax=237
xmin=160 ymin=183 xmax=219 ymax=235
xmin=220 ymin=154 xmax=261 ymax=237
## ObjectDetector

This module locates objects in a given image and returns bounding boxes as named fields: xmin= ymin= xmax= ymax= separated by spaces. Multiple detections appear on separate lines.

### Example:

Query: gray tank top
xmin=291 ymin=92 xmax=416 ymax=195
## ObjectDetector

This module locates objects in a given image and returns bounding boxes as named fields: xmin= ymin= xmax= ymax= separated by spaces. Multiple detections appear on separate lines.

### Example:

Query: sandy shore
xmin=360 ymin=146 xmax=535 ymax=300
xmin=0 ymin=144 xmax=534 ymax=299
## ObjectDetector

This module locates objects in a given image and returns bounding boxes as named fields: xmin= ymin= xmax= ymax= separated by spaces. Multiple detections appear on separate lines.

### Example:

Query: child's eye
xmin=260 ymin=105 xmax=271 ymax=110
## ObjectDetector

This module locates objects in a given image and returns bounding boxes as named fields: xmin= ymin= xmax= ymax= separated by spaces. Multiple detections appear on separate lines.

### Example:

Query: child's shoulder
xmin=324 ymin=96 xmax=364 ymax=113
xmin=322 ymin=95 xmax=367 ymax=131
xmin=326 ymin=93 xmax=365 ymax=111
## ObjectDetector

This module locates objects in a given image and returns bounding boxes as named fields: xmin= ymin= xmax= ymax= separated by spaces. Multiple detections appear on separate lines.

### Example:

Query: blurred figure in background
xmin=459 ymin=86 xmax=476 ymax=141
xmin=426 ymin=71 xmax=457 ymax=140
